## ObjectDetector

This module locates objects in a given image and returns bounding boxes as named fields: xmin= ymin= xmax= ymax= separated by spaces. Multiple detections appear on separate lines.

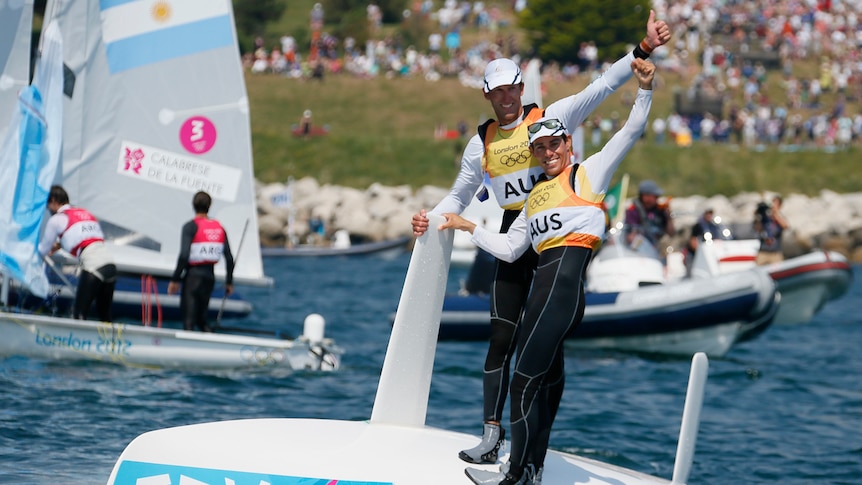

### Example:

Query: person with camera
xmin=753 ymin=195 xmax=789 ymax=265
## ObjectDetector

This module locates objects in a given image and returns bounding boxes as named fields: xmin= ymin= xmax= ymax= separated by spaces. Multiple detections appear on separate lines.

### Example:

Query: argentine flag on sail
xmin=100 ymin=0 xmax=235 ymax=74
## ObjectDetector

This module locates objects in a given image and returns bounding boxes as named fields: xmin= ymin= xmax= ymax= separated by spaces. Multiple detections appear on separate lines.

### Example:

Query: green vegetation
xmin=247 ymin=68 xmax=858 ymax=197
xmin=520 ymin=0 xmax=652 ymax=62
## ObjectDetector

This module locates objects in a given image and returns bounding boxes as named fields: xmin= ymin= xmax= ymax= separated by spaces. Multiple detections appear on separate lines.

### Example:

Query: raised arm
xmin=545 ymin=9 xmax=669 ymax=131
xmin=580 ymin=59 xmax=655 ymax=196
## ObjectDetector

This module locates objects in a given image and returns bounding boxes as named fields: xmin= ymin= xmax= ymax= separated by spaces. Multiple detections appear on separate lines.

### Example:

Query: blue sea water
xmin=1 ymin=255 xmax=860 ymax=484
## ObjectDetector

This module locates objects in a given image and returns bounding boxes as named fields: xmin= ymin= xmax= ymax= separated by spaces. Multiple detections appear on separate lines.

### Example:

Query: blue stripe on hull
xmin=439 ymin=290 xmax=762 ymax=341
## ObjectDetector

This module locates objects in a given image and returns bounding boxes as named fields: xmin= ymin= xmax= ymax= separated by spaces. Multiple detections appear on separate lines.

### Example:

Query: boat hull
xmin=261 ymin=235 xmax=411 ymax=258
xmin=108 ymin=418 xmax=670 ymax=485
xmin=763 ymin=250 xmax=853 ymax=325
xmin=5 ymin=274 xmax=253 ymax=321
xmin=691 ymin=242 xmax=853 ymax=325
xmin=106 ymin=215 xmax=708 ymax=485
xmin=0 ymin=311 xmax=339 ymax=371
xmin=439 ymin=269 xmax=778 ymax=357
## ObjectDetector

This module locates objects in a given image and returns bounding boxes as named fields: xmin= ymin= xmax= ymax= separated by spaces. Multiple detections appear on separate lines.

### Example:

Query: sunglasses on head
xmin=527 ymin=119 xmax=565 ymax=134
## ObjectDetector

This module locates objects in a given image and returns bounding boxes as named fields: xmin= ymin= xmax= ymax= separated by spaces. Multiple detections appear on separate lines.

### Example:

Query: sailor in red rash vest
xmin=441 ymin=58 xmax=656 ymax=485
xmin=39 ymin=185 xmax=117 ymax=321
xmin=167 ymin=191 xmax=235 ymax=332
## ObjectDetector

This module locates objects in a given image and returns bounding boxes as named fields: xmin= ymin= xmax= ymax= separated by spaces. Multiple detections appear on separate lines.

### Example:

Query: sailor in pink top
xmin=167 ymin=191 xmax=235 ymax=332
xmin=39 ymin=185 xmax=117 ymax=321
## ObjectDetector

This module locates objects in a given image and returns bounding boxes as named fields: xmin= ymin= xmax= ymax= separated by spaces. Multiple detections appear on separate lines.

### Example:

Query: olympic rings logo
xmin=500 ymin=150 xmax=532 ymax=167
xmin=529 ymin=192 xmax=551 ymax=209
xmin=240 ymin=346 xmax=286 ymax=365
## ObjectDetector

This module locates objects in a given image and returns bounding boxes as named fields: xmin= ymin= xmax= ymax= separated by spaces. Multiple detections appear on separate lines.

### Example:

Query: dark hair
xmin=755 ymin=202 xmax=771 ymax=220
xmin=192 ymin=191 xmax=212 ymax=214
xmin=49 ymin=185 xmax=69 ymax=205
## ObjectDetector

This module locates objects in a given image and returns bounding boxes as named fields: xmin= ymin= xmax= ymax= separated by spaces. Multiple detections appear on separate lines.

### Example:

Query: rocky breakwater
xmin=255 ymin=177 xmax=447 ymax=247
xmin=256 ymin=177 xmax=862 ymax=263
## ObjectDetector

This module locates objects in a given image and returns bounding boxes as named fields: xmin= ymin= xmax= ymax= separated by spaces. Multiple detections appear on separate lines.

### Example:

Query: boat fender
xmin=303 ymin=313 xmax=326 ymax=344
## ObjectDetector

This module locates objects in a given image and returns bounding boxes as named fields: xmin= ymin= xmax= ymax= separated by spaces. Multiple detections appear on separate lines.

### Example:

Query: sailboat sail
xmin=45 ymin=0 xmax=268 ymax=286
xmin=0 ymin=21 xmax=64 ymax=298
xmin=0 ymin=0 xmax=33 ymax=140
xmin=520 ymin=58 xmax=542 ymax=108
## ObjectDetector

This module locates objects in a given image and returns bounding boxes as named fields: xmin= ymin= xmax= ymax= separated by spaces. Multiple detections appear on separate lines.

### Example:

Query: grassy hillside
xmin=247 ymin=69 xmax=858 ymax=197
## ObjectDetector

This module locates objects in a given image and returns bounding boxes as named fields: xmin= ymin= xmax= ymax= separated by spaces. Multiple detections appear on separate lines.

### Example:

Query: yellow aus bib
xmin=525 ymin=165 xmax=605 ymax=253
xmin=482 ymin=108 xmax=545 ymax=210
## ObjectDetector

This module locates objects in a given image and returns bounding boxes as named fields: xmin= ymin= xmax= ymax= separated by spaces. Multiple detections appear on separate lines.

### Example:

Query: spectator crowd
xmin=245 ymin=0 xmax=862 ymax=150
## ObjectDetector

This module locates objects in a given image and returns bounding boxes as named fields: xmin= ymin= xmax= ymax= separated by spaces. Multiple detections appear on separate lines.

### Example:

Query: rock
xmin=820 ymin=234 xmax=852 ymax=257
xmin=258 ymin=214 xmax=287 ymax=247
xmin=254 ymin=178 xmax=862 ymax=257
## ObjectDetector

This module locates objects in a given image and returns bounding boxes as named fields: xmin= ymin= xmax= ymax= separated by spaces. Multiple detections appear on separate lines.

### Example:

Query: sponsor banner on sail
xmin=116 ymin=140 xmax=242 ymax=202
xmin=100 ymin=0 xmax=234 ymax=74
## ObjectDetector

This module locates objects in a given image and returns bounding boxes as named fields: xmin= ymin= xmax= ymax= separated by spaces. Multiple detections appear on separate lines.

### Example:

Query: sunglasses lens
xmin=528 ymin=120 xmax=563 ymax=135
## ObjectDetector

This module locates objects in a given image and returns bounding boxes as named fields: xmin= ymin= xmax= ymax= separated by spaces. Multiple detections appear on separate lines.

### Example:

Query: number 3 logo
xmin=180 ymin=116 xmax=217 ymax=154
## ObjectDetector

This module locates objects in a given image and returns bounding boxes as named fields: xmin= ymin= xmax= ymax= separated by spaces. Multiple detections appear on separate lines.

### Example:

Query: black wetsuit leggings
xmin=507 ymin=245 xmax=591 ymax=475
xmin=74 ymin=264 xmax=117 ymax=321
xmin=484 ymin=210 xmax=538 ymax=426
xmin=180 ymin=265 xmax=216 ymax=332
xmin=483 ymin=211 xmax=568 ymax=466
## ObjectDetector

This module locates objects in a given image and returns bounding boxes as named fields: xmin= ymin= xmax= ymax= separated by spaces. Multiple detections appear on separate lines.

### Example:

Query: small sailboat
xmin=0 ymin=1 xmax=341 ymax=372
xmin=107 ymin=215 xmax=710 ymax=484
xmin=45 ymin=0 xmax=267 ymax=288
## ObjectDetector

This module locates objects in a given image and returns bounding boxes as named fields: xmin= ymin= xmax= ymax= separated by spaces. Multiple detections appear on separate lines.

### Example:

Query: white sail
xmin=44 ymin=0 xmax=269 ymax=286
xmin=520 ymin=58 xmax=542 ymax=108
xmin=0 ymin=0 xmax=34 ymax=140
xmin=0 ymin=20 xmax=64 ymax=298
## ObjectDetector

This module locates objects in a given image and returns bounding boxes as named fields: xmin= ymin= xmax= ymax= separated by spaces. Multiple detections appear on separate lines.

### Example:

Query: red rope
xmin=141 ymin=275 xmax=150 ymax=326
xmin=140 ymin=275 xmax=164 ymax=328
xmin=151 ymin=276 xmax=162 ymax=328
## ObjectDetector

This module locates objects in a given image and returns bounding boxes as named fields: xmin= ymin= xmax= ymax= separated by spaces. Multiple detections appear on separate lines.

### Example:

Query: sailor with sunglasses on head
xmin=410 ymin=11 xmax=670 ymax=473
xmin=440 ymin=58 xmax=656 ymax=485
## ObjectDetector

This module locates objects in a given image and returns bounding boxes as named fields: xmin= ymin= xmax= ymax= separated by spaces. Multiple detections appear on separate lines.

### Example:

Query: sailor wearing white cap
xmin=412 ymin=10 xmax=670 ymax=480
xmin=441 ymin=58 xmax=656 ymax=485
xmin=482 ymin=58 xmax=523 ymax=93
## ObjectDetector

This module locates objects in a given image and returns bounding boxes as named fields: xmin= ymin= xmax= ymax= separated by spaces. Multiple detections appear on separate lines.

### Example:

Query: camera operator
xmin=753 ymin=195 xmax=789 ymax=265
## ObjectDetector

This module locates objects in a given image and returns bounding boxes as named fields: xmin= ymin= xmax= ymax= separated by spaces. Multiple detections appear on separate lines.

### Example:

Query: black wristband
xmin=633 ymin=44 xmax=650 ymax=60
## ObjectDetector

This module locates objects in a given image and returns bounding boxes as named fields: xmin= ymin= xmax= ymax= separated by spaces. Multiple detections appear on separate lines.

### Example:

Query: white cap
xmin=483 ymin=58 xmax=522 ymax=93
xmin=527 ymin=117 xmax=567 ymax=145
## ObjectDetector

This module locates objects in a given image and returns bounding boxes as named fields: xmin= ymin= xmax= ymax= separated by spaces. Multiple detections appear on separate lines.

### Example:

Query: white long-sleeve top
xmin=470 ymin=87 xmax=653 ymax=262
xmin=430 ymin=52 xmax=638 ymax=217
